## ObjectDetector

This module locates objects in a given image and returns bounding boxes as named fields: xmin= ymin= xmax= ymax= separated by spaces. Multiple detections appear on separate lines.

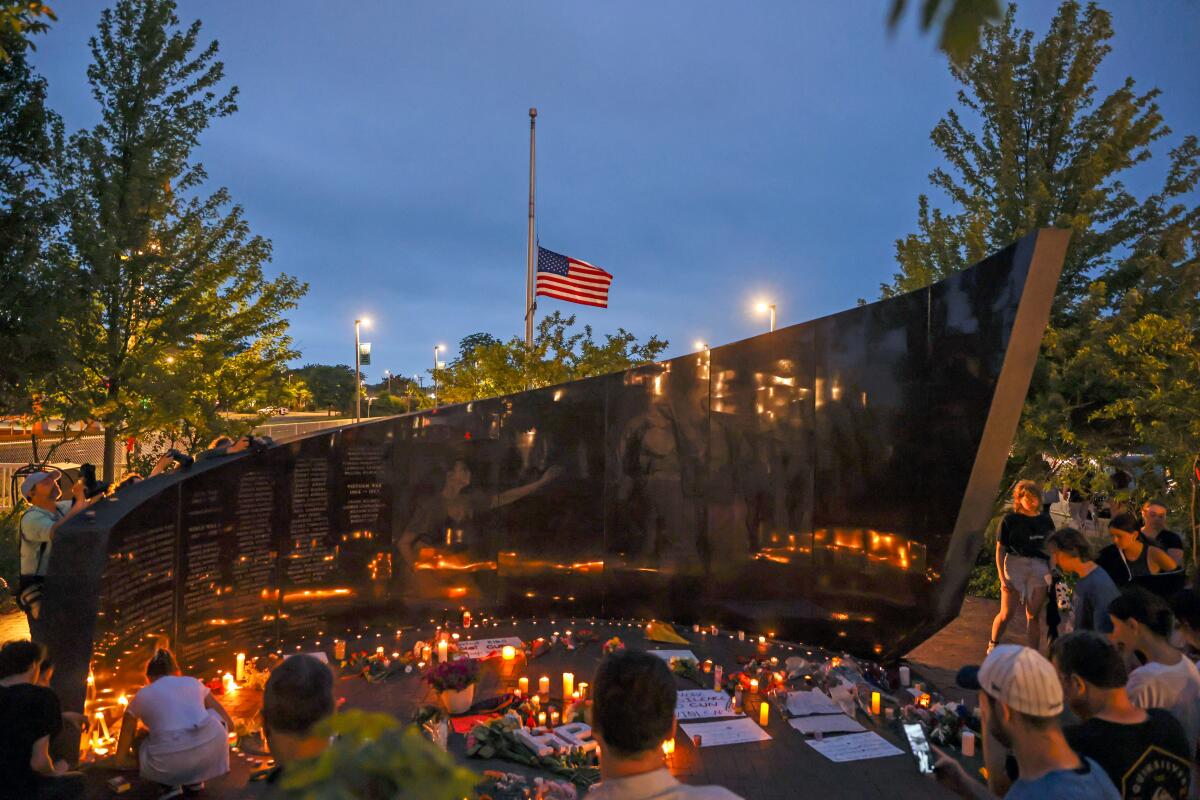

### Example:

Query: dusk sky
xmin=33 ymin=1 xmax=1200 ymax=383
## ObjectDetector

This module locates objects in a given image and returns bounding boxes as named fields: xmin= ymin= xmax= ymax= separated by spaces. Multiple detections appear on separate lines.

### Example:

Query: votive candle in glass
xmin=759 ymin=701 xmax=769 ymax=726
xmin=519 ymin=676 xmax=529 ymax=695
xmin=502 ymin=645 xmax=516 ymax=661
xmin=871 ymin=691 xmax=881 ymax=716
xmin=539 ymin=676 xmax=550 ymax=697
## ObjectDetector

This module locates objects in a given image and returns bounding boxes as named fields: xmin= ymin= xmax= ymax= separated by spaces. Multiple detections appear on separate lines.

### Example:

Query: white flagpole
xmin=525 ymin=107 xmax=537 ymax=352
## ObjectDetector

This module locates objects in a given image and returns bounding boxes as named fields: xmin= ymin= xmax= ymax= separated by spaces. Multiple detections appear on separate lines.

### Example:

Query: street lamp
xmin=355 ymin=318 xmax=370 ymax=421
xmin=755 ymin=301 xmax=776 ymax=333
xmin=694 ymin=341 xmax=709 ymax=352
xmin=384 ymin=370 xmax=392 ymax=394
xmin=433 ymin=345 xmax=445 ymax=408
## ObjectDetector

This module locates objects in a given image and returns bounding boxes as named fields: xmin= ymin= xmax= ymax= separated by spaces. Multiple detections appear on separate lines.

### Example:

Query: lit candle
xmin=961 ymin=729 xmax=976 ymax=757
xmin=421 ymin=645 xmax=432 ymax=663
xmin=703 ymin=659 xmax=713 ymax=674
xmin=334 ymin=639 xmax=346 ymax=661
xmin=661 ymin=738 xmax=675 ymax=756
xmin=451 ymin=632 xmax=460 ymax=641
xmin=539 ymin=676 xmax=550 ymax=697
xmin=572 ymin=691 xmax=580 ymax=701
xmin=117 ymin=693 xmax=128 ymax=709
xmin=749 ymin=678 xmax=759 ymax=694
xmin=738 ymin=630 xmax=745 ymax=641
xmin=519 ymin=676 xmax=529 ymax=695
xmin=222 ymin=672 xmax=237 ymax=694
xmin=538 ymin=711 xmax=547 ymax=727
xmin=759 ymin=701 xmax=769 ymax=726
xmin=95 ymin=711 xmax=110 ymax=740
xmin=502 ymin=645 xmax=516 ymax=661
xmin=871 ymin=691 xmax=881 ymax=716
xmin=462 ymin=610 xmax=472 ymax=627
xmin=376 ymin=645 xmax=385 ymax=656
xmin=713 ymin=665 xmax=723 ymax=691
xmin=532 ymin=694 xmax=541 ymax=710
xmin=577 ymin=681 xmax=588 ymax=700
xmin=550 ymin=709 xmax=560 ymax=726
xmin=563 ymin=672 xmax=574 ymax=698
xmin=236 ymin=652 xmax=246 ymax=682
xmin=437 ymin=639 xmax=449 ymax=663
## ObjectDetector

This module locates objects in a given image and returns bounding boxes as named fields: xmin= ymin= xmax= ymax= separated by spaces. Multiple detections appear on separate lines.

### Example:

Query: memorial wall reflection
xmin=45 ymin=231 xmax=1066 ymax=710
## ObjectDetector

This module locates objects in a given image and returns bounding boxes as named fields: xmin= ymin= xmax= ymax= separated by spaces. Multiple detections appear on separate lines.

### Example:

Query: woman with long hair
xmin=989 ymin=479 xmax=1055 ymax=653
xmin=114 ymin=647 xmax=233 ymax=797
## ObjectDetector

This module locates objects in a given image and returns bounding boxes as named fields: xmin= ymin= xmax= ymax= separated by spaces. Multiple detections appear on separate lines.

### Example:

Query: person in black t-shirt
xmin=1141 ymin=500 xmax=1185 ymax=567
xmin=989 ymin=479 xmax=1056 ymax=653
xmin=1050 ymin=630 xmax=1191 ymax=800
xmin=0 ymin=640 xmax=82 ymax=800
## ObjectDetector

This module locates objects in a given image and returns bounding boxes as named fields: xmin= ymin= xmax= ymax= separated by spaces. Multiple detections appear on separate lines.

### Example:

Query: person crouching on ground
xmin=589 ymin=649 xmax=742 ymax=799
xmin=260 ymin=654 xmax=334 ymax=785
xmin=115 ymin=647 xmax=233 ymax=797
xmin=1050 ymin=630 xmax=1191 ymax=799
xmin=989 ymin=480 xmax=1055 ymax=654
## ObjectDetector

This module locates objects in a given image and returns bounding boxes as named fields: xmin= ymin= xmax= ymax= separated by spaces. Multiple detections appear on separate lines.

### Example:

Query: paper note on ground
xmin=676 ymin=690 xmax=742 ymax=720
xmin=788 ymin=714 xmax=866 ymax=735
xmin=456 ymin=637 xmax=523 ymax=659
xmin=680 ymin=717 xmax=772 ymax=747
xmin=805 ymin=732 xmax=905 ymax=762
xmin=649 ymin=649 xmax=698 ymax=663
xmin=786 ymin=690 xmax=843 ymax=717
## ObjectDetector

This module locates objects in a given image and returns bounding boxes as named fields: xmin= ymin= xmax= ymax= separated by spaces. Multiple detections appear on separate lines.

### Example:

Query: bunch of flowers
xmin=669 ymin=657 xmax=706 ymax=687
xmin=478 ymin=770 xmax=578 ymax=800
xmin=601 ymin=637 xmax=625 ymax=655
xmin=901 ymin=700 xmax=978 ymax=748
xmin=342 ymin=649 xmax=416 ymax=682
xmin=425 ymin=658 xmax=481 ymax=692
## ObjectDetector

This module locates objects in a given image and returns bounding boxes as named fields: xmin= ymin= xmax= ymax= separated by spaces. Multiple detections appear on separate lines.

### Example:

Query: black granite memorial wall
xmin=43 ymin=229 xmax=1068 ymax=711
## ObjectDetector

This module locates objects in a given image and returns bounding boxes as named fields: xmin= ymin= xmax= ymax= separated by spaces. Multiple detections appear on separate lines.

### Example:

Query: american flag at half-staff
xmin=535 ymin=246 xmax=613 ymax=309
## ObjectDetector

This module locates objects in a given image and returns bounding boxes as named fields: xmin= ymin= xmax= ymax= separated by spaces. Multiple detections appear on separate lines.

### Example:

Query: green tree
xmin=884 ymin=1 xmax=1200 ymax=545
xmin=46 ymin=0 xmax=305 ymax=479
xmin=888 ymin=0 xmax=1002 ymax=65
xmin=292 ymin=364 xmax=356 ymax=414
xmin=436 ymin=312 xmax=668 ymax=405
xmin=0 ymin=2 xmax=54 ymax=61
xmin=0 ymin=24 xmax=61 ymax=412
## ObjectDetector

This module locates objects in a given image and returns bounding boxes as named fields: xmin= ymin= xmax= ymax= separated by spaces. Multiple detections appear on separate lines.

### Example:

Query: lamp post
xmin=354 ymin=318 xmax=370 ymax=422
xmin=755 ymin=302 xmax=776 ymax=333
xmin=384 ymin=370 xmax=392 ymax=394
xmin=433 ymin=345 xmax=444 ymax=408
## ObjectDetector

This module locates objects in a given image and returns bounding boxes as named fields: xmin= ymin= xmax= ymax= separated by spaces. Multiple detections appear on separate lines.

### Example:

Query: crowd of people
xmin=6 ymin=467 xmax=1199 ymax=799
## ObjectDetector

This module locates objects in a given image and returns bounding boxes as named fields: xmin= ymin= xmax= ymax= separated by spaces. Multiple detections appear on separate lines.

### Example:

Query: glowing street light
xmin=755 ymin=301 xmax=776 ymax=333
xmin=355 ymin=318 xmax=371 ymax=421
xmin=433 ymin=344 xmax=445 ymax=408
xmin=694 ymin=341 xmax=709 ymax=352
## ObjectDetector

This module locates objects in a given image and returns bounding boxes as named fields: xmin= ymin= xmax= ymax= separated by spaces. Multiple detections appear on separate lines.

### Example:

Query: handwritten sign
xmin=648 ymin=649 xmax=698 ymax=663
xmin=456 ymin=637 xmax=524 ymax=659
xmin=675 ymin=690 xmax=741 ymax=720
xmin=805 ymin=732 xmax=904 ymax=762
xmin=785 ymin=689 xmax=843 ymax=717
xmin=788 ymin=714 xmax=866 ymax=735
xmin=680 ymin=717 xmax=772 ymax=747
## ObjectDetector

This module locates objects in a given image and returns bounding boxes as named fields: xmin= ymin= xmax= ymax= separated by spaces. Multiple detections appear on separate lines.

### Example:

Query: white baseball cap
xmin=20 ymin=470 xmax=61 ymax=500
xmin=956 ymin=644 xmax=1063 ymax=718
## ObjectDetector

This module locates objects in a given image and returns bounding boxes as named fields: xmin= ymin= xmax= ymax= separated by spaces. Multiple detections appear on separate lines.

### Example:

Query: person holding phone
xmin=931 ymin=645 xmax=1118 ymax=799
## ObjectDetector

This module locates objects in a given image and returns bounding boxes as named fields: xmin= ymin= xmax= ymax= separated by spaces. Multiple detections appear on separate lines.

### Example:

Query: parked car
xmin=257 ymin=406 xmax=289 ymax=416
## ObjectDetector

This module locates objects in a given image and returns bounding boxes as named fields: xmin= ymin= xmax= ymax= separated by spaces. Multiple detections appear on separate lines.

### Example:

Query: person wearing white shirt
xmin=588 ymin=650 xmax=742 ymax=800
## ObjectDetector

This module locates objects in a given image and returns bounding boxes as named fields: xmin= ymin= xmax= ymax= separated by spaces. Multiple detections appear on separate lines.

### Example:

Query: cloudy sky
xmin=32 ymin=1 xmax=1200 ymax=381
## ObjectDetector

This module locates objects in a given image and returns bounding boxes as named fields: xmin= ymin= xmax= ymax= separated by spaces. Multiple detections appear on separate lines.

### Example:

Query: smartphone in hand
xmin=903 ymin=722 xmax=935 ymax=775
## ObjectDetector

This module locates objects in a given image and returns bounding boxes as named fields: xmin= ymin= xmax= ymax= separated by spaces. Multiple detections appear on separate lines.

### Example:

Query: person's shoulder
xmin=1145 ymin=707 xmax=1190 ymax=742
xmin=1160 ymin=529 xmax=1184 ymax=548
xmin=55 ymin=500 xmax=73 ymax=512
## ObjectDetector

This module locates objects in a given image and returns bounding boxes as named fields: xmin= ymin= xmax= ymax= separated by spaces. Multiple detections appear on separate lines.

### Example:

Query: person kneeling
xmin=589 ymin=649 xmax=742 ymax=799
xmin=115 ymin=648 xmax=233 ymax=797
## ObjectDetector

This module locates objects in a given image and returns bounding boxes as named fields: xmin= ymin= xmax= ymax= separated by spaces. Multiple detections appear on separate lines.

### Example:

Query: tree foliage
xmin=0 ymin=2 xmax=54 ymax=61
xmin=43 ymin=0 xmax=305 ymax=478
xmin=291 ymin=363 xmax=356 ymax=414
xmin=884 ymin=1 xmax=1200 ymax=542
xmin=888 ymin=0 xmax=1003 ymax=65
xmin=0 ymin=24 xmax=61 ymax=410
xmin=435 ymin=311 xmax=669 ymax=406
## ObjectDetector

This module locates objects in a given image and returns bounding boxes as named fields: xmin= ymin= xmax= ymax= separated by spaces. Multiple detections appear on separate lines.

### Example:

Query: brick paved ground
xmin=2 ymin=601 xmax=1012 ymax=799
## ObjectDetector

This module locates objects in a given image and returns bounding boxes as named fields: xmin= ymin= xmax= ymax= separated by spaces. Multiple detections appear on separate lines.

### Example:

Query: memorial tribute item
xmin=37 ymin=231 xmax=1068 ymax=713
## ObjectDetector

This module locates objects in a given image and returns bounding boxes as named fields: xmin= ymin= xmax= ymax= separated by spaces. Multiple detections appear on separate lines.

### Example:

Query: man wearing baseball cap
xmin=17 ymin=469 xmax=97 ymax=643
xmin=932 ymin=644 xmax=1118 ymax=799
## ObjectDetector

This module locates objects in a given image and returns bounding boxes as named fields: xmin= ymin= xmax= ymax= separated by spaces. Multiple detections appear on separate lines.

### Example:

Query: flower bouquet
xmin=601 ymin=637 xmax=625 ymax=656
xmin=426 ymin=658 xmax=482 ymax=714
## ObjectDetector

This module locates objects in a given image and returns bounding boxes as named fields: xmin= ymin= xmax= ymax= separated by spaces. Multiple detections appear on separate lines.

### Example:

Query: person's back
xmin=129 ymin=675 xmax=210 ymax=734
xmin=1005 ymin=758 xmax=1123 ymax=800
xmin=1127 ymin=657 xmax=1200 ymax=754
xmin=1066 ymin=710 xmax=1190 ymax=799
xmin=589 ymin=649 xmax=742 ymax=800
xmin=0 ymin=641 xmax=79 ymax=800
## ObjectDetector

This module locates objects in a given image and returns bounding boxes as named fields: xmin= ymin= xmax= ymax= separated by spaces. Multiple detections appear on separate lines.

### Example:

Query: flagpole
xmin=525 ymin=107 xmax=537 ymax=352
